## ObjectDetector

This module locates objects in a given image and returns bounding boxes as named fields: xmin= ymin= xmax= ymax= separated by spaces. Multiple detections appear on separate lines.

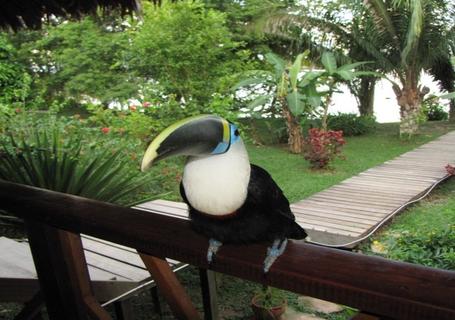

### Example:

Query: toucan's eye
xmin=234 ymin=129 xmax=240 ymax=136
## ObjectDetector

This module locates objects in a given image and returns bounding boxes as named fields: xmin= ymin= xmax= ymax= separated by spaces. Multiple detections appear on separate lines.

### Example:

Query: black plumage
xmin=180 ymin=164 xmax=307 ymax=244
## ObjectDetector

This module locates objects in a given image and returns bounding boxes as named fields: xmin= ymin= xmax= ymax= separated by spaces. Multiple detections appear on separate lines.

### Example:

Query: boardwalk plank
xmin=308 ymin=194 xmax=399 ymax=209
xmin=316 ymin=189 xmax=408 ymax=203
xmin=328 ymin=186 xmax=413 ymax=200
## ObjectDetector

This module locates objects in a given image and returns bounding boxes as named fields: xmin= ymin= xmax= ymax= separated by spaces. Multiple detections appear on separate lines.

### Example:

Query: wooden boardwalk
xmin=292 ymin=130 xmax=455 ymax=246
xmin=136 ymin=131 xmax=455 ymax=248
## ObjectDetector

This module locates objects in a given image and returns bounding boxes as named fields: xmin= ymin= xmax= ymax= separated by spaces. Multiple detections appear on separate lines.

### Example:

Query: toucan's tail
xmin=288 ymin=222 xmax=307 ymax=240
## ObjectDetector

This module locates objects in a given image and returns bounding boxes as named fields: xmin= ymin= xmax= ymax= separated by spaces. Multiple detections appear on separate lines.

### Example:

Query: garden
xmin=1 ymin=0 xmax=455 ymax=319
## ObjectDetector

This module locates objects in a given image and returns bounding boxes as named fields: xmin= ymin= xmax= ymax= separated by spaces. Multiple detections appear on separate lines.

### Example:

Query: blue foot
xmin=207 ymin=238 xmax=223 ymax=264
xmin=263 ymin=238 xmax=288 ymax=273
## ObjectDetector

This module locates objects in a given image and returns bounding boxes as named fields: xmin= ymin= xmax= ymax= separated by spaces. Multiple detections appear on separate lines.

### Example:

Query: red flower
xmin=101 ymin=127 xmax=110 ymax=134
xmin=446 ymin=164 xmax=455 ymax=176
xmin=15 ymin=108 xmax=21 ymax=113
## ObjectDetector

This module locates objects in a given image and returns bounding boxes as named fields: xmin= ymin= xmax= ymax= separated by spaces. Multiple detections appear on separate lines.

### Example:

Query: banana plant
xmin=234 ymin=51 xmax=321 ymax=153
xmin=316 ymin=51 xmax=381 ymax=130
xmin=234 ymin=50 xmax=379 ymax=152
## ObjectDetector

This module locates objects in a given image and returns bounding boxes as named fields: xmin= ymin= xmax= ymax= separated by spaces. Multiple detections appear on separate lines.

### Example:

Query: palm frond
xmin=401 ymin=0 xmax=424 ymax=66
xmin=364 ymin=0 xmax=399 ymax=45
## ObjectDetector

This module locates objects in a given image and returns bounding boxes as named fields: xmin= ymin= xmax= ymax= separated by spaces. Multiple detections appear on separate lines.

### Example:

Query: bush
xmin=327 ymin=113 xmax=376 ymax=136
xmin=0 ymin=111 xmax=167 ymax=205
xmin=303 ymin=128 xmax=345 ymax=169
xmin=383 ymin=226 xmax=455 ymax=270
xmin=240 ymin=118 xmax=288 ymax=145
xmin=422 ymin=99 xmax=448 ymax=121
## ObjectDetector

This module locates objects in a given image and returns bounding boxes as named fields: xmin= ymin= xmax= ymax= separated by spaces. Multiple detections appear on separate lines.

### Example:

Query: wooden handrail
xmin=1 ymin=179 xmax=454 ymax=320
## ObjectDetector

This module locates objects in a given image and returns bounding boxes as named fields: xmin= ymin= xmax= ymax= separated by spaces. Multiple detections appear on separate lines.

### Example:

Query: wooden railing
xmin=1 ymin=179 xmax=454 ymax=320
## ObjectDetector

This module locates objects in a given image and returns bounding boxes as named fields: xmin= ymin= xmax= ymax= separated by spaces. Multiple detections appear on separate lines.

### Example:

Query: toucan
xmin=141 ymin=115 xmax=307 ymax=272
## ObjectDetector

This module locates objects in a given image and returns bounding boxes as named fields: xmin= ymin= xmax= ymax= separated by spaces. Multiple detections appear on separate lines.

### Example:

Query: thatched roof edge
xmin=0 ymin=0 xmax=152 ymax=30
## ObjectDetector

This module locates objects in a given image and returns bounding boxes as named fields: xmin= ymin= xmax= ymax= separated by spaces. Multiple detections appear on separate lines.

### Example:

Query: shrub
xmin=422 ymin=99 xmax=448 ymax=121
xmin=303 ymin=128 xmax=345 ymax=169
xmin=383 ymin=226 xmax=455 ymax=270
xmin=327 ymin=113 xmax=376 ymax=136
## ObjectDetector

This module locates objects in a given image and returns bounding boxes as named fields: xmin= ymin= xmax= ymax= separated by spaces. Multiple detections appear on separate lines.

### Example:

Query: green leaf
xmin=366 ymin=0 xmax=398 ymax=42
xmin=306 ymin=85 xmax=322 ymax=108
xmin=351 ymin=71 xmax=383 ymax=78
xmin=248 ymin=95 xmax=272 ymax=109
xmin=335 ymin=70 xmax=354 ymax=81
xmin=232 ymin=77 xmax=267 ymax=91
xmin=321 ymin=52 xmax=337 ymax=74
xmin=286 ymin=91 xmax=305 ymax=116
xmin=336 ymin=61 xmax=372 ymax=72
xmin=299 ymin=71 xmax=323 ymax=88
xmin=401 ymin=0 xmax=423 ymax=66
xmin=289 ymin=52 xmax=307 ymax=89
xmin=265 ymin=52 xmax=286 ymax=78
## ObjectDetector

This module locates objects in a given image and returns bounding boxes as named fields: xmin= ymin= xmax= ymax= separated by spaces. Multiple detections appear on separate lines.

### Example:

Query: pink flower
xmin=142 ymin=101 xmax=151 ymax=108
xmin=446 ymin=164 xmax=455 ymax=176
xmin=101 ymin=127 xmax=110 ymax=134
xmin=15 ymin=108 xmax=21 ymax=113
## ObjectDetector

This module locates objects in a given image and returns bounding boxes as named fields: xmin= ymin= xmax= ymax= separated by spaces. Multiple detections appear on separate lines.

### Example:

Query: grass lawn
xmin=1 ymin=121 xmax=454 ymax=319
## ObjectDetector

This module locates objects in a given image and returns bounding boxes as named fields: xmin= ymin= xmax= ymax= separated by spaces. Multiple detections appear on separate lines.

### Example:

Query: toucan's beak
xmin=141 ymin=115 xmax=231 ymax=171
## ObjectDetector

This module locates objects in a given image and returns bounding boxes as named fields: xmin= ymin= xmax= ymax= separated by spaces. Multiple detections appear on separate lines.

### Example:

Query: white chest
xmin=182 ymin=140 xmax=251 ymax=216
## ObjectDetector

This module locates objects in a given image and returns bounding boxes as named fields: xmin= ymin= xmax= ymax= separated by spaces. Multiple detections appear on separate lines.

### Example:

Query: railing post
xmin=139 ymin=253 xmax=201 ymax=319
xmin=199 ymin=269 xmax=219 ymax=320
xmin=25 ymin=221 xmax=110 ymax=320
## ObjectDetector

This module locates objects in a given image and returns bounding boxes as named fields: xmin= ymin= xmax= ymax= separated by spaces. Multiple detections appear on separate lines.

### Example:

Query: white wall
xmin=330 ymin=73 xmax=445 ymax=123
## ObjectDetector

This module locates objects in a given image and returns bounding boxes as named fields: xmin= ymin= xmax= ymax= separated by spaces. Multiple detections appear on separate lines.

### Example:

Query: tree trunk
xmin=282 ymin=105 xmax=303 ymax=153
xmin=392 ymin=84 xmax=429 ymax=137
xmin=358 ymin=77 xmax=376 ymax=116
xmin=449 ymin=100 xmax=455 ymax=123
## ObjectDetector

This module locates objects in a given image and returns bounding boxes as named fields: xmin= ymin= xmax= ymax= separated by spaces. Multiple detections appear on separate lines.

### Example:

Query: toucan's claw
xmin=263 ymin=238 xmax=288 ymax=273
xmin=207 ymin=238 xmax=223 ymax=264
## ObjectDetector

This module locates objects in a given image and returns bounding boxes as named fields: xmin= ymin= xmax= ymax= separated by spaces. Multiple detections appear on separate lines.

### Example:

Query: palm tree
xmin=260 ymin=0 xmax=455 ymax=135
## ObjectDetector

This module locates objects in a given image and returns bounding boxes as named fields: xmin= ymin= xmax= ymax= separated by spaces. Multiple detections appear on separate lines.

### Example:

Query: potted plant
xmin=251 ymin=286 xmax=287 ymax=320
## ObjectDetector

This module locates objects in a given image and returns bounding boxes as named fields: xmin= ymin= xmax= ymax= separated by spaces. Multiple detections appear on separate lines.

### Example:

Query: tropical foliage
xmin=259 ymin=0 xmax=455 ymax=134
xmin=0 ymin=35 xmax=31 ymax=108
xmin=0 ymin=112 xmax=158 ymax=205
xmin=235 ymin=50 xmax=376 ymax=153
xmin=9 ymin=17 xmax=135 ymax=108
xmin=235 ymin=51 xmax=318 ymax=153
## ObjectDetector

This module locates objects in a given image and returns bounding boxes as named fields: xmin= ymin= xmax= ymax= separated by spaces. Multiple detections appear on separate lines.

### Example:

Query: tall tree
xmin=129 ymin=1 xmax=244 ymax=107
xmin=0 ymin=34 xmax=31 ymax=107
xmin=8 ymin=16 xmax=135 ymax=108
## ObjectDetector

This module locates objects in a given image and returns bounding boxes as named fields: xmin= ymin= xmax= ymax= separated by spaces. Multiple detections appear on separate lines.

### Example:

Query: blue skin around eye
xmin=230 ymin=124 xmax=240 ymax=144
xmin=211 ymin=124 xmax=239 ymax=155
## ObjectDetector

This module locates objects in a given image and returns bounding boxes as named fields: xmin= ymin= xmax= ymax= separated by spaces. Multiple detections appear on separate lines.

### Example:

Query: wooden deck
xmin=136 ymin=131 xmax=455 ymax=248
xmin=0 ymin=234 xmax=186 ymax=304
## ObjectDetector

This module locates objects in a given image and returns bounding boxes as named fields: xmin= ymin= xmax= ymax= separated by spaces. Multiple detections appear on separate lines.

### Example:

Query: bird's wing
xmin=248 ymin=164 xmax=295 ymax=221
xmin=179 ymin=181 xmax=189 ymax=204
